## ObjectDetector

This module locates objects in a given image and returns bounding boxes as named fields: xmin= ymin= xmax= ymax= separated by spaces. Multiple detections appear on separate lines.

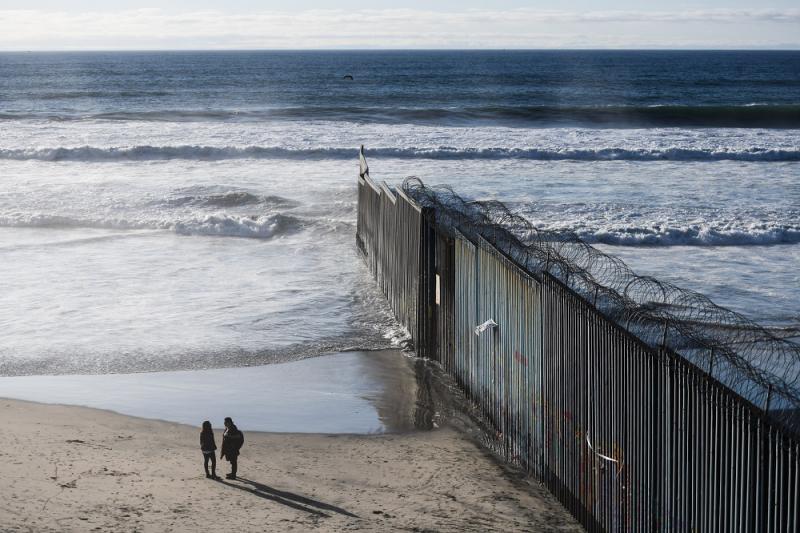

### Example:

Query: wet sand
xmin=0 ymin=398 xmax=581 ymax=532
xmin=0 ymin=351 xmax=435 ymax=434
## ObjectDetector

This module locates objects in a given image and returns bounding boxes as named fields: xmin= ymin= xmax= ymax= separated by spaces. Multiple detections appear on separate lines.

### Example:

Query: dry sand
xmin=0 ymin=399 xmax=580 ymax=532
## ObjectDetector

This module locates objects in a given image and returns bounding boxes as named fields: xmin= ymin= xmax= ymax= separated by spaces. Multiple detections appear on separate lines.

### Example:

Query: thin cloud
xmin=0 ymin=8 xmax=798 ymax=50
xmin=515 ymin=9 xmax=800 ymax=23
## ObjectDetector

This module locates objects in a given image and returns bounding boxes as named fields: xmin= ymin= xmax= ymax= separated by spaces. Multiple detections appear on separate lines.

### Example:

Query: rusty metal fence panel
xmin=541 ymin=273 xmax=661 ymax=532
xmin=355 ymin=155 xmax=800 ymax=532
xmin=355 ymin=149 xmax=424 ymax=349
xmin=538 ymin=272 xmax=800 ymax=532
xmin=454 ymin=234 xmax=478 ymax=399
xmin=435 ymin=232 xmax=455 ymax=370
xmin=392 ymin=186 xmax=423 ymax=349
xmin=452 ymin=236 xmax=543 ymax=473
xmin=356 ymin=173 xmax=381 ymax=277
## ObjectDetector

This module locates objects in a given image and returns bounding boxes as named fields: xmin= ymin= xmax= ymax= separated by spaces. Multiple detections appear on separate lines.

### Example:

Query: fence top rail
xmin=399 ymin=175 xmax=800 ymax=438
xmin=470 ymin=231 xmax=672 ymax=363
xmin=659 ymin=344 xmax=800 ymax=443
xmin=539 ymin=270 xmax=659 ymax=355
xmin=395 ymin=186 xmax=422 ymax=213
xmin=359 ymin=147 xmax=422 ymax=212
xmin=449 ymin=191 xmax=784 ymax=432
xmin=380 ymin=182 xmax=397 ymax=203
xmin=360 ymin=170 xmax=382 ymax=195
xmin=544 ymin=265 xmax=800 ymax=440
xmin=472 ymin=233 xmax=541 ymax=286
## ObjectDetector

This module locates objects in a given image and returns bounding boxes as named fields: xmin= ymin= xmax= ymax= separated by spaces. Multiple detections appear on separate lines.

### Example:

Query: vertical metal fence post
xmin=354 ymin=164 xmax=800 ymax=533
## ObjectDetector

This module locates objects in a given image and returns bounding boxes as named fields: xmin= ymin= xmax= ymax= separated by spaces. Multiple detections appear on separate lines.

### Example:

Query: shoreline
xmin=0 ymin=350 xmax=440 ymax=434
xmin=0 ymin=398 xmax=580 ymax=532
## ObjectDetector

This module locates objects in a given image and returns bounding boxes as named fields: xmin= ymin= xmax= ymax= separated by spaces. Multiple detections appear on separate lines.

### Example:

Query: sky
xmin=0 ymin=1 xmax=798 ymax=50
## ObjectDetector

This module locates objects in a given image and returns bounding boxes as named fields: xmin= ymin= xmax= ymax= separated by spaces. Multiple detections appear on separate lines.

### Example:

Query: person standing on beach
xmin=220 ymin=417 xmax=244 ymax=480
xmin=200 ymin=421 xmax=219 ymax=480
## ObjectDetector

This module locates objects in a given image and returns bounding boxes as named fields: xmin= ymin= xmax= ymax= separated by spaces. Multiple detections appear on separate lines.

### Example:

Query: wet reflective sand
xmin=0 ymin=350 xmax=442 ymax=434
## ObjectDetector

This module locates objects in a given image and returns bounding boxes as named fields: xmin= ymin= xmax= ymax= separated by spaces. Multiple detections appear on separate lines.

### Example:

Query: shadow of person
xmin=218 ymin=477 xmax=359 ymax=518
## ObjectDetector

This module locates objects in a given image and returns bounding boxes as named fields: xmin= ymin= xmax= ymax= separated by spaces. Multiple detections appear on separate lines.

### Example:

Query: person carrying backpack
xmin=220 ymin=417 xmax=244 ymax=480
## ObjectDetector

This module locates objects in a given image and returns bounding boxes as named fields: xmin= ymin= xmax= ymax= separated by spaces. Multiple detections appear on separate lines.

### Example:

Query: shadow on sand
xmin=218 ymin=477 xmax=359 ymax=518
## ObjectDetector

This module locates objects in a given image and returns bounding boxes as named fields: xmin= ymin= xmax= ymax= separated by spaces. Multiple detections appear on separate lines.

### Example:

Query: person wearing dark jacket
xmin=200 ymin=420 xmax=219 ymax=479
xmin=220 ymin=416 xmax=244 ymax=479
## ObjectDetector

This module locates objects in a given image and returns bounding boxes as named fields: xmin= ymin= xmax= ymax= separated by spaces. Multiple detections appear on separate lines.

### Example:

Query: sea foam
xmin=2 ymin=145 xmax=800 ymax=162
xmin=0 ymin=212 xmax=303 ymax=240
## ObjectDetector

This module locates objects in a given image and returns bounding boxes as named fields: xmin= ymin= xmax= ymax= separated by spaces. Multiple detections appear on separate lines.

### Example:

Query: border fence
xmin=355 ymin=147 xmax=800 ymax=532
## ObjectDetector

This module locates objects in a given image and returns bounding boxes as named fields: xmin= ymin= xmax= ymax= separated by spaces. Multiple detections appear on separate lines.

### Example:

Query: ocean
xmin=1 ymin=50 xmax=799 ymax=377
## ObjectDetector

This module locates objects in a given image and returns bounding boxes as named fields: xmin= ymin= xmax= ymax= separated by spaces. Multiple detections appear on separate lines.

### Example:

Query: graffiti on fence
xmin=355 ymin=148 xmax=800 ymax=532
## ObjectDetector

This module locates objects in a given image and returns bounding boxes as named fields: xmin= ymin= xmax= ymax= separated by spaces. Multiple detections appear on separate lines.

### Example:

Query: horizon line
xmin=2 ymin=47 xmax=800 ymax=53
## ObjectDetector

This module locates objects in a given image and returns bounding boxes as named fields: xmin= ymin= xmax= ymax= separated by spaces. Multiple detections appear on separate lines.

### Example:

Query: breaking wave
xmin=174 ymin=213 xmax=300 ymax=239
xmin=579 ymin=226 xmax=800 ymax=247
xmin=3 ymin=145 xmax=800 ymax=162
xmin=2 ymin=104 xmax=799 ymax=127
xmin=527 ymin=223 xmax=800 ymax=247
xmin=0 ymin=212 xmax=303 ymax=240
xmin=162 ymin=191 xmax=297 ymax=209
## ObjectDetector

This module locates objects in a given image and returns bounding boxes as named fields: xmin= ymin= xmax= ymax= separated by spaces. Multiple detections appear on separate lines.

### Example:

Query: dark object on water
xmin=343 ymin=75 xmax=354 ymax=80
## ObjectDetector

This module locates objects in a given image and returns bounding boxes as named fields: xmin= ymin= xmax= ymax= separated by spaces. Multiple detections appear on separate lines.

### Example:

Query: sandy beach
xmin=4 ymin=45 xmax=795 ymax=533
xmin=0 ymin=398 xmax=580 ymax=532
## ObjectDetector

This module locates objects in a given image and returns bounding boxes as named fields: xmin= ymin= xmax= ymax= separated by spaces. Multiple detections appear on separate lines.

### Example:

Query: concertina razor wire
xmin=402 ymin=177 xmax=800 ymax=434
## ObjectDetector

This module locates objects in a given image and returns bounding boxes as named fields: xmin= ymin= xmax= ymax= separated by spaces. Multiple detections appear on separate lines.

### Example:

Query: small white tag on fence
xmin=475 ymin=319 xmax=498 ymax=336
